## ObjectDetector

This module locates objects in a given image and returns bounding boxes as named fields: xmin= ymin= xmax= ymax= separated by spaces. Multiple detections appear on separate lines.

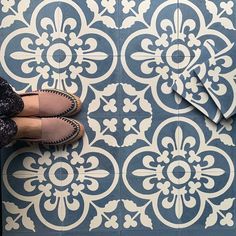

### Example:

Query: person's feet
xmin=12 ymin=89 xmax=84 ymax=145
xmin=12 ymin=117 xmax=41 ymax=139
xmin=18 ymin=95 xmax=39 ymax=117
xmin=12 ymin=117 xmax=84 ymax=145
xmin=18 ymin=90 xmax=82 ymax=117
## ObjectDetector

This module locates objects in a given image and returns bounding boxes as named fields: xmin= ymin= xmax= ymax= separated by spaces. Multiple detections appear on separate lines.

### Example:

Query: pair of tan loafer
xmin=17 ymin=89 xmax=84 ymax=145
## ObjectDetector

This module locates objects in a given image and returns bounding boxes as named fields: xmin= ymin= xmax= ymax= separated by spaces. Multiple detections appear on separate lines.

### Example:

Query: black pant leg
xmin=0 ymin=77 xmax=24 ymax=117
xmin=0 ymin=78 xmax=22 ymax=234
xmin=0 ymin=118 xmax=18 ymax=148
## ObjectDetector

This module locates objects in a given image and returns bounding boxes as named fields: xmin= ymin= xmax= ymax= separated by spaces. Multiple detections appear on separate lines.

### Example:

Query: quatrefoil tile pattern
xmin=0 ymin=1 xmax=236 ymax=236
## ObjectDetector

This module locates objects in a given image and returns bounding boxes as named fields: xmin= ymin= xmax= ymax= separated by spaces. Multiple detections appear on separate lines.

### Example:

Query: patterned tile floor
xmin=0 ymin=0 xmax=236 ymax=236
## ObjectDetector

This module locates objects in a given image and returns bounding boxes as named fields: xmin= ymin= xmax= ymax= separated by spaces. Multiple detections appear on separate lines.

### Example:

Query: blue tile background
xmin=1 ymin=0 xmax=236 ymax=235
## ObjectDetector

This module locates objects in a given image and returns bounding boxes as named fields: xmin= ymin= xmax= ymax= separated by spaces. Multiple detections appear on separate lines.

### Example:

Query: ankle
xmin=18 ymin=95 xmax=39 ymax=117
xmin=12 ymin=117 xmax=42 ymax=138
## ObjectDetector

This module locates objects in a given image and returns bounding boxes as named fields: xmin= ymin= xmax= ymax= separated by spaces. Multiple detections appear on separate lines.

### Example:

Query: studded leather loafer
xmin=17 ymin=117 xmax=84 ymax=145
xmin=19 ymin=89 xmax=82 ymax=117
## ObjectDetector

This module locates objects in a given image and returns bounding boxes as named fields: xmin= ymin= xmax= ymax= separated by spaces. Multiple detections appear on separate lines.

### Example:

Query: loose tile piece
xmin=172 ymin=70 xmax=222 ymax=123
xmin=0 ymin=0 xmax=236 ymax=236
xmin=194 ymin=48 xmax=236 ymax=119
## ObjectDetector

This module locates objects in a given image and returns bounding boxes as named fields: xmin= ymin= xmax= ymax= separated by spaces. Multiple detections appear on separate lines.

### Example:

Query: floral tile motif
xmin=57 ymin=0 xmax=119 ymax=54
xmin=194 ymin=48 xmax=236 ymax=120
xmin=118 ymin=0 xmax=178 ymax=56
xmin=0 ymin=0 xmax=119 ymax=94
xmin=61 ymin=173 xmax=121 ymax=233
xmin=2 ymin=140 xmax=120 ymax=233
xmin=88 ymin=82 xmax=153 ymax=148
xmin=179 ymin=171 xmax=236 ymax=230
xmin=121 ymin=54 xmax=182 ymax=114
xmin=172 ymin=69 xmax=222 ymax=123
xmin=178 ymin=0 xmax=236 ymax=58
xmin=61 ymin=54 xmax=119 ymax=104
xmin=2 ymin=173 xmax=64 ymax=233
xmin=121 ymin=115 xmax=235 ymax=232
xmin=1 ymin=0 xmax=236 ymax=236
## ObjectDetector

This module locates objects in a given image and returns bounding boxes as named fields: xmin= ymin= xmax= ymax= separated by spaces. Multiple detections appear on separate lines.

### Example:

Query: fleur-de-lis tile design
xmin=194 ymin=48 xmax=236 ymax=119
xmin=0 ymin=1 xmax=236 ymax=236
